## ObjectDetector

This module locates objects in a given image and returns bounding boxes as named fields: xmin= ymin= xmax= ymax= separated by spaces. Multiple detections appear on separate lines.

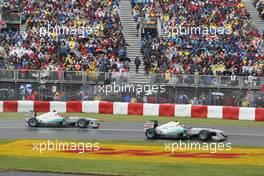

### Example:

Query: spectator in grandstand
xmin=190 ymin=97 xmax=199 ymax=105
xmin=123 ymin=94 xmax=131 ymax=102
xmin=131 ymin=96 xmax=137 ymax=103
xmin=0 ymin=0 xmax=23 ymax=13
xmin=225 ymin=95 xmax=236 ymax=106
xmin=134 ymin=56 xmax=141 ymax=73
xmin=94 ymin=95 xmax=102 ymax=101
xmin=234 ymin=96 xmax=241 ymax=107
xmin=53 ymin=92 xmax=59 ymax=101
xmin=231 ymin=72 xmax=237 ymax=86
xmin=142 ymin=95 xmax=147 ymax=103
xmin=242 ymin=98 xmax=250 ymax=107
xmin=255 ymin=96 xmax=264 ymax=107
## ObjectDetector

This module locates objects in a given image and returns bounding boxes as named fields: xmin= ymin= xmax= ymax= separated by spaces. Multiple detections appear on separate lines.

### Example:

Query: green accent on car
xmin=45 ymin=119 xmax=64 ymax=124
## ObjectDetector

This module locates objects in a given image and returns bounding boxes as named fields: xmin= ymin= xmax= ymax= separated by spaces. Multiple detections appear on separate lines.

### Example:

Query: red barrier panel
xmin=255 ymin=108 xmax=264 ymax=121
xmin=99 ymin=102 xmax=113 ymax=114
xmin=34 ymin=101 xmax=50 ymax=112
xmin=67 ymin=101 xmax=82 ymax=112
xmin=128 ymin=103 xmax=143 ymax=115
xmin=159 ymin=104 xmax=175 ymax=117
xmin=191 ymin=106 xmax=207 ymax=118
xmin=3 ymin=101 xmax=18 ymax=112
xmin=223 ymin=106 xmax=239 ymax=120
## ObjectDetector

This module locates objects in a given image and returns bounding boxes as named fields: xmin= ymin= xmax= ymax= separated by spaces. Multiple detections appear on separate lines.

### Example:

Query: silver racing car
xmin=144 ymin=121 xmax=227 ymax=141
xmin=26 ymin=111 xmax=100 ymax=128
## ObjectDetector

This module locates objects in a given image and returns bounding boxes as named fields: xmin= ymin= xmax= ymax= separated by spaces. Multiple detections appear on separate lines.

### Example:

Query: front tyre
xmin=198 ymin=130 xmax=211 ymax=141
xmin=77 ymin=119 xmax=88 ymax=128
xmin=28 ymin=118 xmax=38 ymax=127
xmin=145 ymin=128 xmax=157 ymax=139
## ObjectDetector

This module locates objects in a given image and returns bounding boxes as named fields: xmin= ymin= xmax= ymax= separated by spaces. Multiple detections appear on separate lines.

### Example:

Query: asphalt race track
xmin=0 ymin=120 xmax=264 ymax=146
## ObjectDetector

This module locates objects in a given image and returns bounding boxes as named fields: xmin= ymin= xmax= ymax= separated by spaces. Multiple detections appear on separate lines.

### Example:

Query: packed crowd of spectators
xmin=254 ymin=0 xmax=264 ymax=19
xmin=0 ymin=0 xmax=25 ymax=13
xmin=132 ymin=0 xmax=264 ymax=77
xmin=0 ymin=0 xmax=130 ymax=74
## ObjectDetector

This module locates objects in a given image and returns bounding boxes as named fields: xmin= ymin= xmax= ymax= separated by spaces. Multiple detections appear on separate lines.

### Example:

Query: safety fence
xmin=0 ymin=69 xmax=263 ymax=89
xmin=0 ymin=82 xmax=262 ymax=107
xmin=0 ymin=101 xmax=263 ymax=121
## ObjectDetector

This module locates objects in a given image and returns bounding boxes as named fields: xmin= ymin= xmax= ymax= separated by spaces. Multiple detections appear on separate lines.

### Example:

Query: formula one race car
xmin=144 ymin=121 xmax=227 ymax=141
xmin=26 ymin=111 xmax=100 ymax=128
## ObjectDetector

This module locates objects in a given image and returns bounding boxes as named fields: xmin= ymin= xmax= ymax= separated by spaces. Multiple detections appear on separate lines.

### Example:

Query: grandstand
xmin=0 ymin=0 xmax=263 ymax=107
xmin=1 ymin=0 xmax=129 ymax=73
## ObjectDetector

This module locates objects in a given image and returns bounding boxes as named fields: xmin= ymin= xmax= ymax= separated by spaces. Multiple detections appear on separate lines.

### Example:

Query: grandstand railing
xmin=0 ymin=69 xmax=263 ymax=89
xmin=149 ymin=74 xmax=263 ymax=88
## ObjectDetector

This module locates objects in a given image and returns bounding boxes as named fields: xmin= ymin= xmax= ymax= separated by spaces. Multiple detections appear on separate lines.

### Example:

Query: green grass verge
xmin=0 ymin=155 xmax=263 ymax=176
xmin=0 ymin=140 xmax=13 ymax=145
xmin=0 ymin=112 xmax=264 ymax=127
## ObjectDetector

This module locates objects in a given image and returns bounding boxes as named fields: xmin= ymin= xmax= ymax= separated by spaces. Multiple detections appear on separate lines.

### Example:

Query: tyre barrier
xmin=0 ymin=101 xmax=263 ymax=121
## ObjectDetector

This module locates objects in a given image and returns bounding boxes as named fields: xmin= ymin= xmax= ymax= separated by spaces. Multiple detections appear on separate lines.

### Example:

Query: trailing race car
xmin=144 ymin=121 xmax=227 ymax=142
xmin=26 ymin=111 xmax=100 ymax=128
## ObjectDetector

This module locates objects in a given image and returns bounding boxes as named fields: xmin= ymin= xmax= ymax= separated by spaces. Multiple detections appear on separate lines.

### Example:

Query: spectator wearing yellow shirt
xmin=131 ymin=96 xmax=137 ymax=103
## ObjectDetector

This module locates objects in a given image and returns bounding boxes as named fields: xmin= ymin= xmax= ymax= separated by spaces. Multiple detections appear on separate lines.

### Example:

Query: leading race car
xmin=26 ymin=111 xmax=100 ymax=128
xmin=144 ymin=121 xmax=227 ymax=142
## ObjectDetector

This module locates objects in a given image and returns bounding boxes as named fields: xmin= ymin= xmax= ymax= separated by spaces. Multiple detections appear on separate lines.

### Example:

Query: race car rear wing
xmin=26 ymin=111 xmax=36 ymax=118
xmin=144 ymin=120 xmax=158 ymax=132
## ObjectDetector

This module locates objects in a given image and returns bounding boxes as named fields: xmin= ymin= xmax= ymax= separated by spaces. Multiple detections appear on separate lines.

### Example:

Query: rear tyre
xmin=198 ymin=130 xmax=211 ymax=141
xmin=145 ymin=128 xmax=157 ymax=139
xmin=28 ymin=118 xmax=38 ymax=127
xmin=77 ymin=119 xmax=88 ymax=128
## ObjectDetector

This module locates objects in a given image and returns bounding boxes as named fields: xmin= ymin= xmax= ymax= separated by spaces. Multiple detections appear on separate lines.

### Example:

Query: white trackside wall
xmin=239 ymin=107 xmax=255 ymax=121
xmin=0 ymin=101 xmax=263 ymax=121
xmin=113 ymin=102 xmax=128 ymax=115
xmin=174 ymin=104 xmax=192 ymax=117
xmin=143 ymin=103 xmax=159 ymax=116
xmin=17 ymin=101 xmax=34 ymax=112
xmin=207 ymin=106 xmax=223 ymax=119
xmin=82 ymin=101 xmax=100 ymax=113
xmin=50 ymin=101 xmax=67 ymax=112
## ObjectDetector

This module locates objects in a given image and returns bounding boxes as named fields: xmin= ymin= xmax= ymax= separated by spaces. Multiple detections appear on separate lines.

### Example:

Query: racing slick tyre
xmin=198 ymin=130 xmax=211 ymax=141
xmin=77 ymin=119 xmax=88 ymax=128
xmin=145 ymin=128 xmax=157 ymax=139
xmin=28 ymin=118 xmax=38 ymax=127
